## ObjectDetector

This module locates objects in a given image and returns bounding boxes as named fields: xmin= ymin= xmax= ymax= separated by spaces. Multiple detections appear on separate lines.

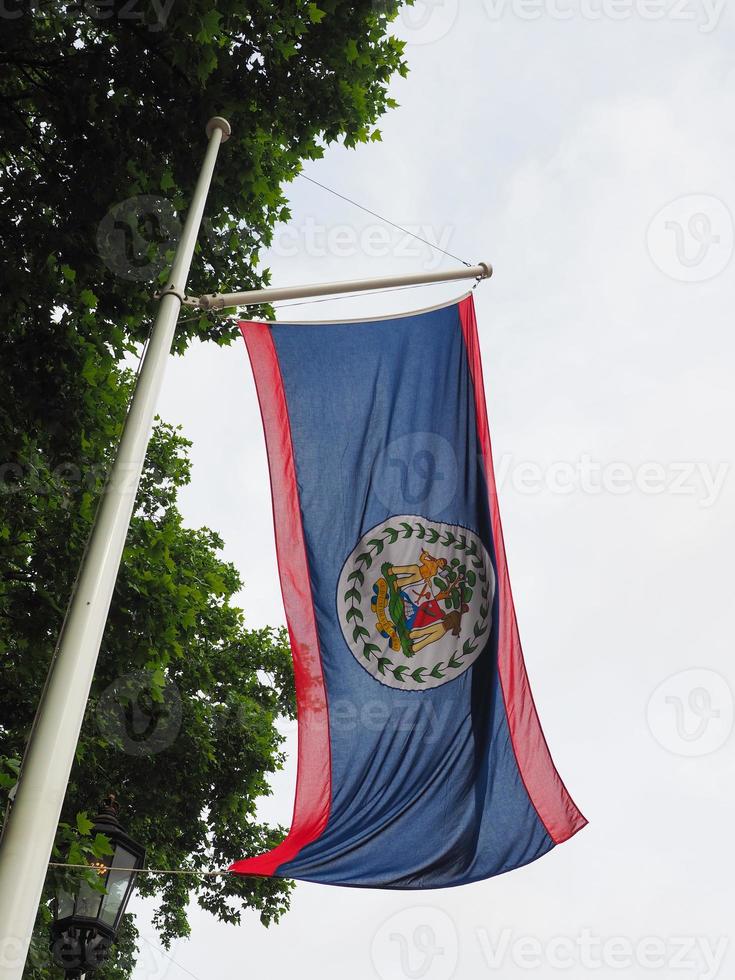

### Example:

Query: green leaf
xmin=345 ymin=38 xmax=359 ymax=62
xmin=92 ymin=832 xmax=114 ymax=858
xmin=76 ymin=812 xmax=94 ymax=836
xmin=308 ymin=3 xmax=327 ymax=22
xmin=196 ymin=8 xmax=221 ymax=42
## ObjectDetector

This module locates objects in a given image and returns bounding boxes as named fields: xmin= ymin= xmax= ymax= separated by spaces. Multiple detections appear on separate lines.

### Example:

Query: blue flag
xmin=230 ymin=294 xmax=586 ymax=888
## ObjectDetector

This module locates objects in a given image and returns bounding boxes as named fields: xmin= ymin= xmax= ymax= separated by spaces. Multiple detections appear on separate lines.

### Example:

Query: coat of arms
xmin=337 ymin=516 xmax=495 ymax=690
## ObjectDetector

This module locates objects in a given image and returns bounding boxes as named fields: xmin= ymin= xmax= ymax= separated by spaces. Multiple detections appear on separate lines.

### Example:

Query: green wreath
xmin=342 ymin=520 xmax=491 ymax=686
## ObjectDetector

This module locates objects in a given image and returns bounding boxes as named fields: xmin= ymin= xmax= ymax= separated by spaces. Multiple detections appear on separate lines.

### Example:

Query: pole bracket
xmin=154 ymin=284 xmax=188 ymax=304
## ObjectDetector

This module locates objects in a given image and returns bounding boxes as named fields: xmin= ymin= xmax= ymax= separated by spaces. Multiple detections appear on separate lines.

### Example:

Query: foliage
xmin=0 ymin=342 xmax=298 ymax=977
xmin=0 ymin=1 xmax=408 ymax=976
xmin=0 ymin=0 xmax=407 ymax=354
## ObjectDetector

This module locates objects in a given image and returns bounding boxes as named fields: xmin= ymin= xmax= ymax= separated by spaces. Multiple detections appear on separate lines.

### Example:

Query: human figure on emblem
xmin=408 ymin=604 xmax=470 ymax=653
xmin=388 ymin=550 xmax=447 ymax=588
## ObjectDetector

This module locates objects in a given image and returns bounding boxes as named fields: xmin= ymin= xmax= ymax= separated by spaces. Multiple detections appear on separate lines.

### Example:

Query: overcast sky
xmin=129 ymin=3 xmax=734 ymax=978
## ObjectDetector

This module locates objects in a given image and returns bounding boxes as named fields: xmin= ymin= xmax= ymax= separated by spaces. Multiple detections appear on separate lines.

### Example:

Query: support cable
xmin=298 ymin=172 xmax=473 ymax=267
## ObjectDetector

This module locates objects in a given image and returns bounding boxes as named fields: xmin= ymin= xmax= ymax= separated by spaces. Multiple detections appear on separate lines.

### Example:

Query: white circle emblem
xmin=337 ymin=516 xmax=495 ymax=691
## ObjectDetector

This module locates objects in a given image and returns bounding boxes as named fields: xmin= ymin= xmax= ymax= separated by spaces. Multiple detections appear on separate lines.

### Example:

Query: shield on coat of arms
xmin=337 ymin=515 xmax=495 ymax=691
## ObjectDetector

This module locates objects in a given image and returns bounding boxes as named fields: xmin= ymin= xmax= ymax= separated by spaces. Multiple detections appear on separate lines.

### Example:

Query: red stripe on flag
xmin=458 ymin=295 xmax=587 ymax=846
xmin=229 ymin=322 xmax=331 ymax=876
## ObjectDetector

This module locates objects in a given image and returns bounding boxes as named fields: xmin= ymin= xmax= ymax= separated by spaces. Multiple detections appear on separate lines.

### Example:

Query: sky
xmin=129 ymin=3 xmax=734 ymax=978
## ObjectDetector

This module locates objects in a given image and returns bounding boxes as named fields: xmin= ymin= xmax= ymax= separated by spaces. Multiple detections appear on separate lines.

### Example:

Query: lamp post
xmin=50 ymin=797 xmax=145 ymax=978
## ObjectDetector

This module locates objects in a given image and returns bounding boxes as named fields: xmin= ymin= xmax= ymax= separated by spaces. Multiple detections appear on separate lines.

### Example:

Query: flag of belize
xmin=230 ymin=293 xmax=586 ymax=888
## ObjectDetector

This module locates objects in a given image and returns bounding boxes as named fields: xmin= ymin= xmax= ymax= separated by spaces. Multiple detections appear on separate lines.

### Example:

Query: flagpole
xmin=191 ymin=260 xmax=492 ymax=310
xmin=0 ymin=116 xmax=231 ymax=980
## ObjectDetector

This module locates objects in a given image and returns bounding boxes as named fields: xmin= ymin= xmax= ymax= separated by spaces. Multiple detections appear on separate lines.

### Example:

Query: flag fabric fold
xmin=230 ymin=293 xmax=586 ymax=888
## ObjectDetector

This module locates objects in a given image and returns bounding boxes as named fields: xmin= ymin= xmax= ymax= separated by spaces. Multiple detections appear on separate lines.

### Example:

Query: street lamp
xmin=50 ymin=796 xmax=145 ymax=978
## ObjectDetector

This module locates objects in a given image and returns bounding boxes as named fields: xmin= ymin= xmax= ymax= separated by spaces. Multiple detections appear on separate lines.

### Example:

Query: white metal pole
xmin=192 ymin=260 xmax=492 ymax=310
xmin=0 ymin=116 xmax=231 ymax=980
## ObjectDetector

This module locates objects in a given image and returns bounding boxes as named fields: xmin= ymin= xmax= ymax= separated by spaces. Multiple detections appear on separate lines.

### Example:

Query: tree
xmin=0 ymin=341 xmax=298 ymax=977
xmin=0 ymin=0 xmax=407 ymax=354
xmin=0 ymin=1 xmax=408 ymax=975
